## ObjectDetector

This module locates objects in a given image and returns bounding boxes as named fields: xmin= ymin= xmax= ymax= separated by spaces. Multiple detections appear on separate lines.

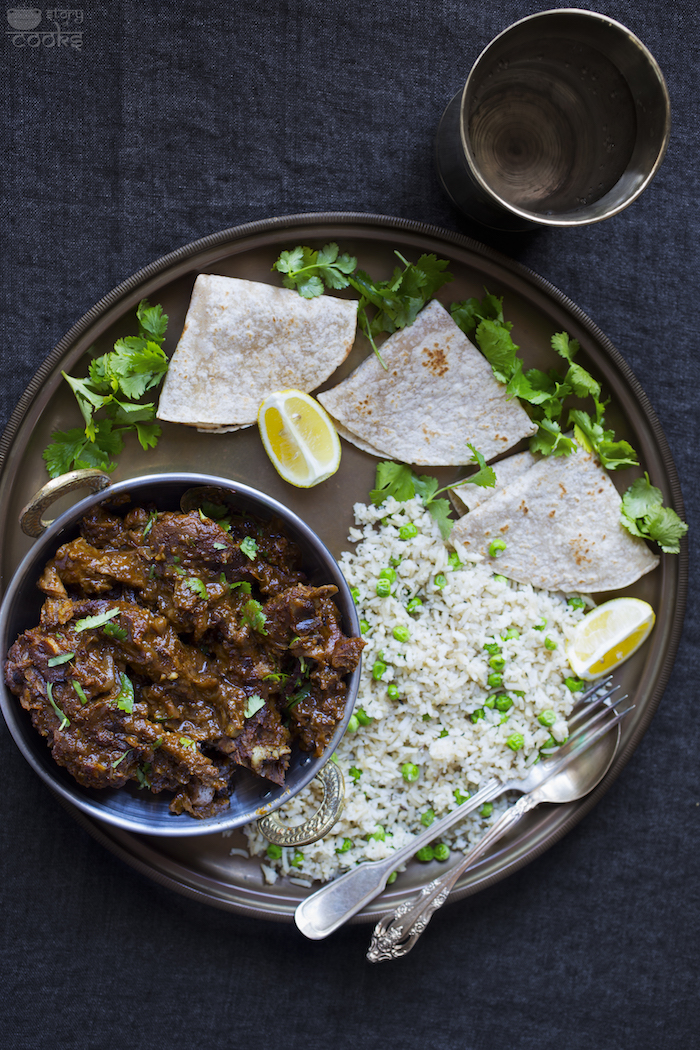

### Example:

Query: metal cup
xmin=435 ymin=9 xmax=671 ymax=231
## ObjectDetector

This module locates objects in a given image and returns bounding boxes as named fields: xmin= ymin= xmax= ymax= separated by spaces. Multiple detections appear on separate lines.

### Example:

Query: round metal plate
xmin=0 ymin=212 xmax=687 ymax=923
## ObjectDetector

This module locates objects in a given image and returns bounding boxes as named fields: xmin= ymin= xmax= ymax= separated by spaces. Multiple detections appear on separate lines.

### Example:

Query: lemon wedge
xmin=566 ymin=597 xmax=655 ymax=680
xmin=258 ymin=389 xmax=341 ymax=488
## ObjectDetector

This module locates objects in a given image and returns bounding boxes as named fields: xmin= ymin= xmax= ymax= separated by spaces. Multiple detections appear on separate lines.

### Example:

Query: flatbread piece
xmin=450 ymin=449 xmax=659 ymax=592
xmin=317 ymin=299 xmax=537 ymax=465
xmin=157 ymin=275 xmax=358 ymax=429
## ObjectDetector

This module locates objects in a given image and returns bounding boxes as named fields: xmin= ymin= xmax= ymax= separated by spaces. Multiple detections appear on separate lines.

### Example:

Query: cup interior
xmin=461 ymin=10 xmax=670 ymax=225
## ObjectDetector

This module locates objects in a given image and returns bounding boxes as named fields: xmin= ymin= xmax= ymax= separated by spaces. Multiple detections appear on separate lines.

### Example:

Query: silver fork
xmin=295 ymin=678 xmax=621 ymax=940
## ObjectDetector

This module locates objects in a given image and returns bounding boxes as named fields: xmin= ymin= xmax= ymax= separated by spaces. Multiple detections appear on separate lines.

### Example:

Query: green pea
xmin=387 ymin=683 xmax=400 ymax=700
xmin=401 ymin=762 xmax=420 ymax=782
xmin=479 ymin=802 xmax=493 ymax=818
xmin=493 ymin=574 xmax=508 ymax=583
xmin=346 ymin=714 xmax=359 ymax=733
xmin=335 ymin=838 xmax=353 ymax=854
xmin=484 ymin=641 xmax=501 ymax=656
xmin=399 ymin=523 xmax=418 ymax=540
xmin=541 ymin=735 xmax=560 ymax=749
xmin=415 ymin=846 xmax=435 ymax=862
xmin=266 ymin=843 xmax=283 ymax=859
xmin=355 ymin=707 xmax=372 ymax=726
xmin=489 ymin=655 xmax=506 ymax=671
xmin=471 ymin=707 xmax=485 ymax=723
xmin=360 ymin=619 xmax=371 ymax=634
xmin=454 ymin=789 xmax=470 ymax=805
xmin=538 ymin=709 xmax=557 ymax=727
xmin=406 ymin=597 xmax=423 ymax=614
xmin=368 ymin=826 xmax=386 ymax=841
xmin=433 ymin=843 xmax=450 ymax=861
xmin=506 ymin=733 xmax=525 ymax=751
xmin=291 ymin=851 xmax=304 ymax=867
xmin=448 ymin=551 xmax=462 ymax=570
xmin=392 ymin=624 xmax=410 ymax=643
xmin=487 ymin=672 xmax=503 ymax=688
xmin=434 ymin=573 xmax=447 ymax=589
xmin=350 ymin=587 xmax=360 ymax=603
xmin=495 ymin=695 xmax=513 ymax=712
xmin=379 ymin=566 xmax=397 ymax=583
xmin=420 ymin=808 xmax=435 ymax=827
xmin=544 ymin=637 xmax=558 ymax=650
xmin=483 ymin=695 xmax=496 ymax=708
xmin=372 ymin=660 xmax=387 ymax=680
xmin=533 ymin=618 xmax=547 ymax=631
xmin=565 ymin=677 xmax=585 ymax=692
xmin=489 ymin=538 xmax=507 ymax=557
xmin=502 ymin=628 xmax=520 ymax=640
xmin=567 ymin=596 xmax=586 ymax=610
xmin=376 ymin=578 xmax=392 ymax=597
xmin=386 ymin=871 xmax=398 ymax=884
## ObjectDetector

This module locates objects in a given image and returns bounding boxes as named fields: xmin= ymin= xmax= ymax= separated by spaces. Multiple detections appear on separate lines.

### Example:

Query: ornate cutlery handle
xmin=367 ymin=794 xmax=536 ymax=962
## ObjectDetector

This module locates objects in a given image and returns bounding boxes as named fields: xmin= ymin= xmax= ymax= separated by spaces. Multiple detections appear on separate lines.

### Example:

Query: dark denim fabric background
xmin=1 ymin=2 xmax=698 ymax=1047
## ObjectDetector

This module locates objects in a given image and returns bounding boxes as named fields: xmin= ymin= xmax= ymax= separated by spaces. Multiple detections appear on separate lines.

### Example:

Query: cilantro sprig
xmin=370 ymin=446 xmax=495 ymax=539
xmin=621 ymin=474 xmax=688 ymax=554
xmin=451 ymin=291 xmax=687 ymax=551
xmin=450 ymin=292 xmax=636 ymax=466
xmin=273 ymin=242 xmax=453 ymax=369
xmin=42 ymin=299 xmax=169 ymax=478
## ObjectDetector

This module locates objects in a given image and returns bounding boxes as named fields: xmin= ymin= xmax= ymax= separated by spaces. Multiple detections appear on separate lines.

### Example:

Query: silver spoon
xmin=366 ymin=702 xmax=631 ymax=962
xmin=295 ymin=680 xmax=618 ymax=940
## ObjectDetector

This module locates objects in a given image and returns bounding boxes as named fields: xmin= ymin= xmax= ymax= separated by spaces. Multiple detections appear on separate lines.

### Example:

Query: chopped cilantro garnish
xmin=620 ymin=473 xmax=688 ymax=553
xmin=72 ymin=680 xmax=88 ymax=704
xmin=115 ymin=672 xmax=135 ymax=713
xmin=240 ymin=536 xmax=258 ymax=560
xmin=242 ymin=599 xmax=267 ymax=634
xmin=185 ymin=577 xmax=208 ymax=599
xmin=47 ymin=652 xmax=74 ymax=667
xmin=46 ymin=682 xmax=69 ymax=730
xmin=230 ymin=581 xmax=252 ymax=594
xmin=74 ymin=608 xmax=120 ymax=633
xmin=103 ymin=622 xmax=128 ymax=641
xmin=244 ymin=694 xmax=266 ymax=719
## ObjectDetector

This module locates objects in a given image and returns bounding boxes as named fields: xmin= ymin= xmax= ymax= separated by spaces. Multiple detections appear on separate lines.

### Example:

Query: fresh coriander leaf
xmin=240 ymin=536 xmax=257 ymax=560
xmin=564 ymin=361 xmax=601 ymax=400
xmin=529 ymin=419 xmax=578 ymax=457
xmin=115 ymin=672 xmax=135 ymax=713
xmin=272 ymin=242 xmax=357 ymax=298
xmin=136 ymin=299 xmax=168 ymax=345
xmin=474 ymin=319 xmax=519 ymax=383
xmin=102 ymin=622 xmax=128 ymax=641
xmin=242 ymin=599 xmax=267 ymax=634
xmin=370 ymin=462 xmax=418 ymax=505
xmin=244 ymin=694 xmax=266 ymax=718
xmin=74 ymin=608 xmax=121 ymax=632
xmin=551 ymin=331 xmax=580 ymax=364
xmin=179 ymin=736 xmax=196 ymax=748
xmin=185 ymin=577 xmax=208 ymax=599
xmin=620 ymin=473 xmax=688 ymax=553
xmin=229 ymin=581 xmax=252 ymax=594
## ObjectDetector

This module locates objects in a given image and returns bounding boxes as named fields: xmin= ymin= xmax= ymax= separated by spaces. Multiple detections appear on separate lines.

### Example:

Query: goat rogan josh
xmin=4 ymin=495 xmax=364 ymax=819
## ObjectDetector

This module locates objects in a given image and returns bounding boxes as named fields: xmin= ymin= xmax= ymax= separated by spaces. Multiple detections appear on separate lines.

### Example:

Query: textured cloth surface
xmin=1 ymin=2 xmax=698 ymax=1048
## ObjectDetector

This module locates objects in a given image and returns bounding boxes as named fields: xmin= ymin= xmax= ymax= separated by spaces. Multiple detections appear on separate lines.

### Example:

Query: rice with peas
xmin=241 ymin=494 xmax=589 ymax=885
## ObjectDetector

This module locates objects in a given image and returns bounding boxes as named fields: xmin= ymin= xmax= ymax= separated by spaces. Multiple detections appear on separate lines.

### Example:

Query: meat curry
xmin=4 ymin=497 xmax=363 ymax=819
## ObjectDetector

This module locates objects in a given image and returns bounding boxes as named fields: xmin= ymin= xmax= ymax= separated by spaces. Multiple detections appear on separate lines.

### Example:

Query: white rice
xmin=241 ymin=495 xmax=589 ymax=884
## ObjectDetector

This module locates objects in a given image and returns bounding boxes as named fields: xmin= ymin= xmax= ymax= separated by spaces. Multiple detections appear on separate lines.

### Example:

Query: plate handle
xmin=257 ymin=762 xmax=345 ymax=847
xmin=19 ymin=469 xmax=112 ymax=538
